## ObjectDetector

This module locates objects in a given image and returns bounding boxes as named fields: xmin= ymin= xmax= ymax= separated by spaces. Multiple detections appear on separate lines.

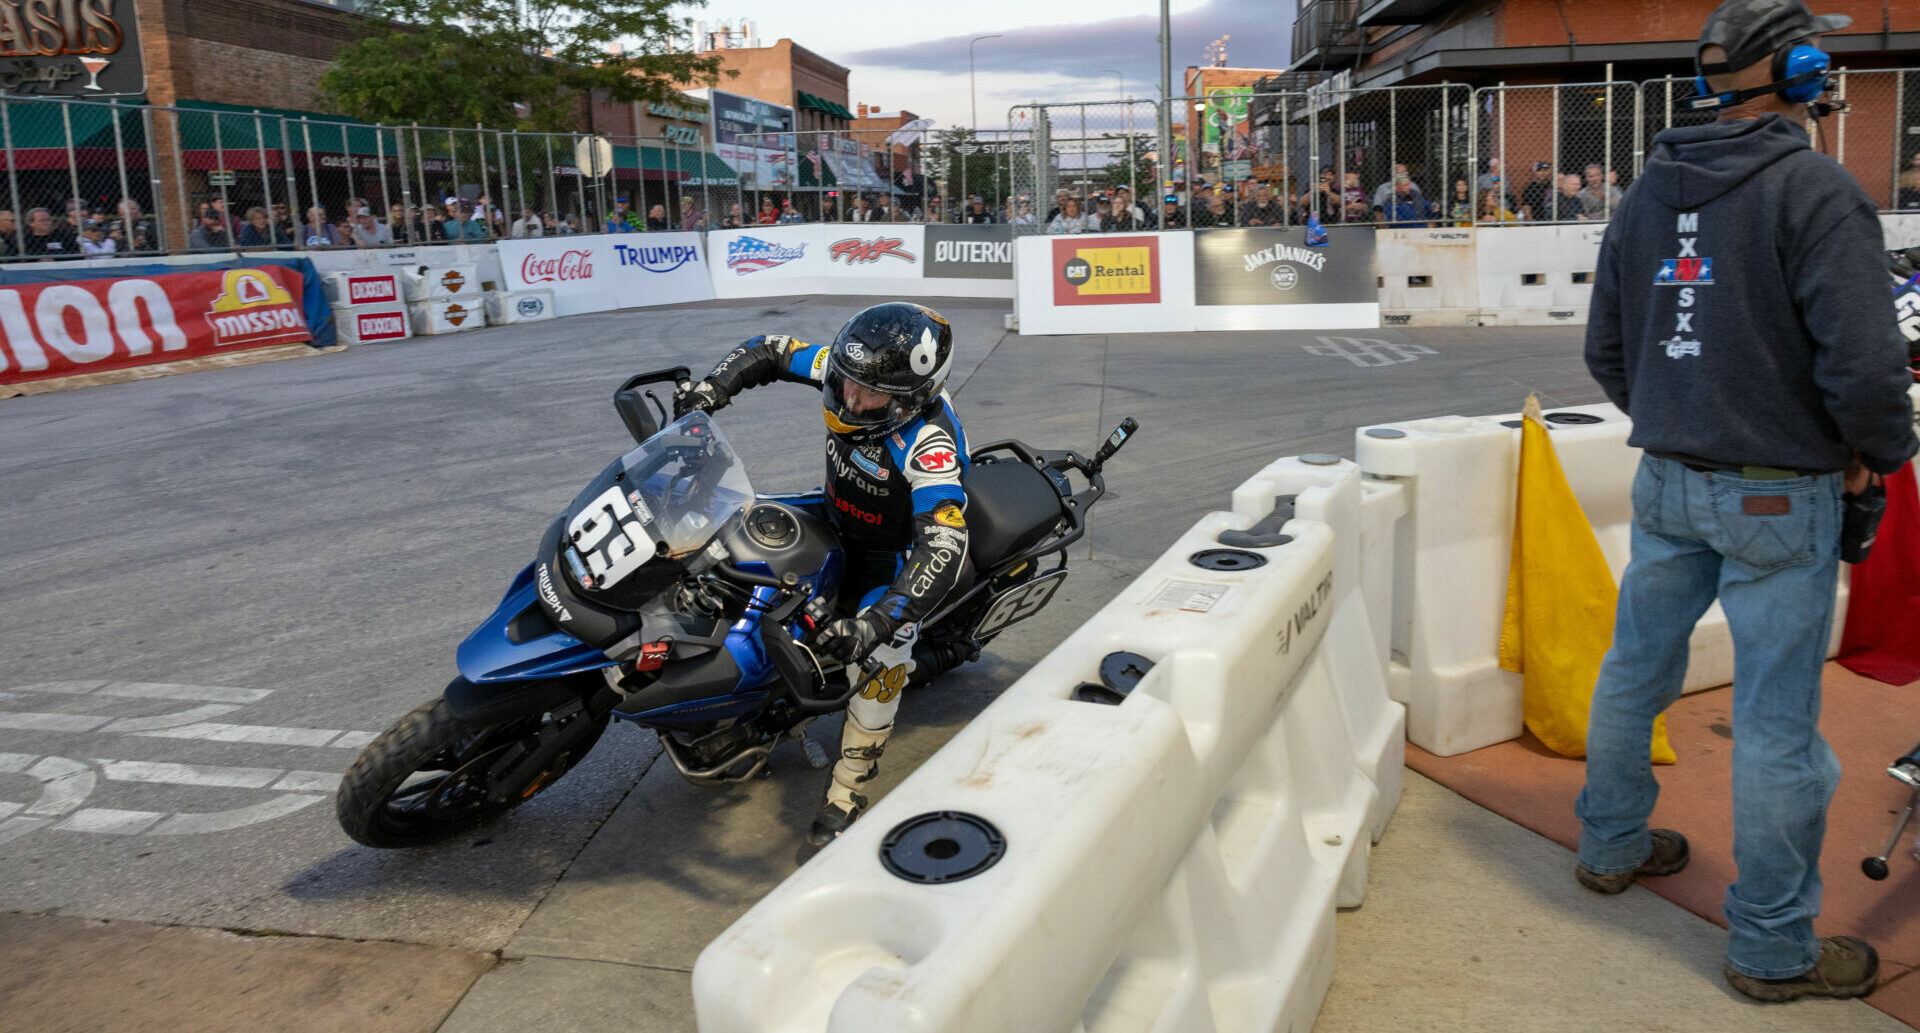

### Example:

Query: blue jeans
xmin=1576 ymin=454 xmax=1844 ymax=979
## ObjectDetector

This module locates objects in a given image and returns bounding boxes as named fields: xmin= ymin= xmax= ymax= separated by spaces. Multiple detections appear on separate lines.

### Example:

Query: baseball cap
xmin=1533 ymin=161 xmax=1552 ymax=170
xmin=443 ymin=196 xmax=459 ymax=205
xmin=1698 ymin=0 xmax=1850 ymax=73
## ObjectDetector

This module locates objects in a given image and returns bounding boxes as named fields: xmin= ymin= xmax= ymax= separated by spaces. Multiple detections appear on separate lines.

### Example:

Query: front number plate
xmin=973 ymin=569 xmax=1069 ymax=638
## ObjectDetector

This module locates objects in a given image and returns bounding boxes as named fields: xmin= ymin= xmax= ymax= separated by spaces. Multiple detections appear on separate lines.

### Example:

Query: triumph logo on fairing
xmin=1242 ymin=244 xmax=1327 ymax=273
xmin=536 ymin=564 xmax=575 ymax=622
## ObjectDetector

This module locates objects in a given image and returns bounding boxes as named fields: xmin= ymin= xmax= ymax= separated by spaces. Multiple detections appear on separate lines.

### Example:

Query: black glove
xmin=814 ymin=614 xmax=887 ymax=665
xmin=673 ymin=378 xmax=729 ymax=418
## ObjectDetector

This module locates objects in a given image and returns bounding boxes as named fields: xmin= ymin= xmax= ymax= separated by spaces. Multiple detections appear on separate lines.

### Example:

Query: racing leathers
xmin=693 ymin=333 xmax=972 ymax=824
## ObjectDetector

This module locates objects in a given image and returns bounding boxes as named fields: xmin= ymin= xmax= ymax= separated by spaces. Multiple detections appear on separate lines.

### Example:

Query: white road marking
xmin=0 ymin=817 xmax=53 ymax=846
xmin=0 ymin=713 xmax=113 ymax=733
xmin=53 ymin=808 xmax=166 ymax=835
xmin=0 ymin=753 xmax=36 ymax=774
xmin=328 ymin=731 xmax=377 ymax=751
xmin=100 ymin=704 xmax=244 ymax=734
xmin=0 ymin=801 xmax=17 ymax=820
xmin=150 ymin=795 xmax=325 ymax=835
xmin=269 ymin=771 xmax=342 ymax=793
xmin=95 ymin=759 xmax=283 ymax=789
xmin=12 ymin=682 xmax=270 ymax=704
xmin=136 ymin=723 xmax=346 ymax=748
xmin=24 ymin=757 xmax=95 ymax=816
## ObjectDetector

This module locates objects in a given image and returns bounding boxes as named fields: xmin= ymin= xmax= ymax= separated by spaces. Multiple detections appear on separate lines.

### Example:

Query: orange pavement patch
xmin=1407 ymin=664 xmax=1920 ymax=1029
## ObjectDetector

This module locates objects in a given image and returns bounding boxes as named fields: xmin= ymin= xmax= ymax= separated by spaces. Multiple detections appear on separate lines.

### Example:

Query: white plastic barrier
xmin=1472 ymin=225 xmax=1602 ymax=327
xmin=408 ymin=295 xmax=486 ymax=335
xmin=497 ymin=231 xmax=715 ymax=315
xmin=403 ymin=264 xmax=479 ymax=302
xmin=694 ymin=458 xmax=1404 ymax=1033
xmin=322 ymin=271 xmax=404 ymax=308
xmin=1376 ymin=226 xmax=1480 ymax=327
xmin=1883 ymin=213 xmax=1920 ymax=250
xmin=331 ymin=304 xmax=412 ymax=345
xmin=1356 ymin=401 xmax=1858 ymax=757
xmin=484 ymin=289 xmax=556 ymax=324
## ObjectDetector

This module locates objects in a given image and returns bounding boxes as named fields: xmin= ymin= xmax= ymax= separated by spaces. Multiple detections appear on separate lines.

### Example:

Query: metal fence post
xmin=545 ymin=133 xmax=559 ymax=229
xmin=61 ymin=103 xmax=82 ymax=224
xmin=495 ymin=130 xmax=512 ymax=235
xmin=279 ymin=117 xmax=300 ymax=248
xmin=301 ymin=119 xmax=321 ymax=233
xmin=1 ymin=99 xmax=23 ymax=257
xmin=140 ymin=105 xmax=166 ymax=249
xmin=252 ymin=110 xmax=274 ymax=236
xmin=1896 ymin=70 xmax=1908 ymax=207
xmin=1633 ymin=85 xmax=1646 ymax=178
xmin=110 ymin=100 xmax=134 ymax=250
xmin=1602 ymin=83 xmax=1614 ymax=219
xmin=171 ymin=109 xmax=191 ymax=246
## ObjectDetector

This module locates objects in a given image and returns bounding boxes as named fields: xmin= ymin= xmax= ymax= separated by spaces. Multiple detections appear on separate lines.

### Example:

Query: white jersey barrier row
xmin=1355 ymin=400 xmax=1865 ymax=757
xmin=694 ymin=458 xmax=1405 ymax=1033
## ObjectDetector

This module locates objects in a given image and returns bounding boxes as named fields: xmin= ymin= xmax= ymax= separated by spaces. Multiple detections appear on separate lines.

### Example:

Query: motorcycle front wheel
xmin=335 ymin=679 xmax=610 ymax=848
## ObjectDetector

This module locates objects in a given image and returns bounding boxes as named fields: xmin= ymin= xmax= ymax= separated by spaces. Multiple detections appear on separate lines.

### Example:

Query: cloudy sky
xmin=677 ymin=0 xmax=1295 ymax=129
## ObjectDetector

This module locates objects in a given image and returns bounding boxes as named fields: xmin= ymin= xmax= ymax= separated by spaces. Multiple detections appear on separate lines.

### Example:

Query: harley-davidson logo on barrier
xmin=829 ymin=237 xmax=916 ymax=264
xmin=1052 ymin=236 xmax=1161 ymax=306
xmin=445 ymin=303 xmax=471 ymax=326
xmin=439 ymin=269 xmax=467 ymax=294
xmin=205 ymin=268 xmax=308 ymax=347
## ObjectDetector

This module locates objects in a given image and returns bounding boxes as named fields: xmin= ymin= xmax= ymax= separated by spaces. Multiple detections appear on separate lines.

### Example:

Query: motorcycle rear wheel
xmin=335 ymin=682 xmax=609 ymax=848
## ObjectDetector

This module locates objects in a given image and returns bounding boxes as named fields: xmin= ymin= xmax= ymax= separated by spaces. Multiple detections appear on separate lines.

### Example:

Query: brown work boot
xmin=1725 ymin=936 xmax=1879 ymax=1003
xmin=1575 ymin=829 xmax=1690 ymax=894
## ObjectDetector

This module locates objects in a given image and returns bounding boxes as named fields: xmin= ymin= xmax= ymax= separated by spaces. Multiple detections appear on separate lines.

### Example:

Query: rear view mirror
xmin=612 ymin=366 xmax=691 ymax=445
xmin=614 ymin=387 xmax=659 ymax=444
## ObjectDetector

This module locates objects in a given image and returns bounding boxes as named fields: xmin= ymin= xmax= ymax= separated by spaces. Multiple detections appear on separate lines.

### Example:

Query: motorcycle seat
xmin=961 ymin=459 xmax=1064 ymax=571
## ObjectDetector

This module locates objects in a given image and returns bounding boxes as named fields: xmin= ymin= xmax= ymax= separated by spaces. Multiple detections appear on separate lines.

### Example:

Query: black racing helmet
xmin=821 ymin=302 xmax=955 ymax=442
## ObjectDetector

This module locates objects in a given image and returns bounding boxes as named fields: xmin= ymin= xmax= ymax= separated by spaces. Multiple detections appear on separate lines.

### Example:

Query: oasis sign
xmin=0 ymin=0 xmax=145 ymax=97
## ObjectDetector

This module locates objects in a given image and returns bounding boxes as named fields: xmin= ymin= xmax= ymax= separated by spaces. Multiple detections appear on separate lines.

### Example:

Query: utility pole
xmin=1158 ymin=0 xmax=1173 ymax=197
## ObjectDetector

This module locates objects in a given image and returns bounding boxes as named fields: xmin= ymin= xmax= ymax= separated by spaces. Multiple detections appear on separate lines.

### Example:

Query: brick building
xmin=1286 ymin=0 xmax=1920 ymax=208
xmin=136 ymin=0 xmax=359 ymax=113
xmin=676 ymin=39 xmax=855 ymax=135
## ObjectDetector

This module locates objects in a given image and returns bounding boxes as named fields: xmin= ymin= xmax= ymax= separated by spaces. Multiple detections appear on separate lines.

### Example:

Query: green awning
xmin=174 ymin=98 xmax=395 ymax=157
xmin=827 ymin=101 xmax=855 ymax=120
xmin=0 ymin=99 xmax=146 ymax=151
xmin=795 ymin=92 xmax=852 ymax=120
xmin=653 ymin=147 xmax=739 ymax=185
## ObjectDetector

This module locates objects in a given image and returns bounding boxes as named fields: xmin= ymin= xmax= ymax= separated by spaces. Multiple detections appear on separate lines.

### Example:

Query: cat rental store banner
xmin=1014 ymin=228 xmax=1378 ymax=335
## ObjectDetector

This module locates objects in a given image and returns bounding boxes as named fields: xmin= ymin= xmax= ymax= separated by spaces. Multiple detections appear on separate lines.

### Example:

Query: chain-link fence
xmin=1007 ymin=100 xmax=1162 ymax=234
xmin=1474 ymin=82 xmax=1636 ymax=224
xmin=6 ymin=69 xmax=1920 ymax=260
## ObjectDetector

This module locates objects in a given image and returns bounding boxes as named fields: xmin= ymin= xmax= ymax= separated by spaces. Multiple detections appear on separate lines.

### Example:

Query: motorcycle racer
xmin=676 ymin=302 xmax=971 ymax=844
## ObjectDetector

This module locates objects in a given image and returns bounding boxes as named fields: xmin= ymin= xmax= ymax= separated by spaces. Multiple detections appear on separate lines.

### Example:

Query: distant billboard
xmin=0 ymin=0 xmax=146 ymax=98
xmin=711 ymin=89 xmax=794 ymax=188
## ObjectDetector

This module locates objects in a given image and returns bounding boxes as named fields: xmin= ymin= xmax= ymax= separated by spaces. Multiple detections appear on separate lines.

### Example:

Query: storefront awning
xmin=0 ymin=99 xmax=149 ymax=171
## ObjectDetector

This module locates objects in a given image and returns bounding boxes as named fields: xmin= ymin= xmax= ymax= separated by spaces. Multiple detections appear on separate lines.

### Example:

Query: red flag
xmin=1838 ymin=464 xmax=1920 ymax=685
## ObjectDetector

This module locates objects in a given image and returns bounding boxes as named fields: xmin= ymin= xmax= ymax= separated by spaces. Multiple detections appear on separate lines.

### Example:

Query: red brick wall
xmin=1499 ymin=0 xmax=1916 ymax=48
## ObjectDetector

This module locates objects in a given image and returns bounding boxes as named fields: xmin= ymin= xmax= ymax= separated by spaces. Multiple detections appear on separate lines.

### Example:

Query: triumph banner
xmin=0 ymin=0 xmax=145 ymax=97
xmin=0 ymin=266 xmax=311 ymax=384
xmin=1191 ymin=226 xmax=1378 ymax=307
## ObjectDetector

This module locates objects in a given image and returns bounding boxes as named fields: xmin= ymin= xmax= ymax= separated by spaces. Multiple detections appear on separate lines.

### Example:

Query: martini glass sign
xmin=79 ymin=57 xmax=110 ymax=91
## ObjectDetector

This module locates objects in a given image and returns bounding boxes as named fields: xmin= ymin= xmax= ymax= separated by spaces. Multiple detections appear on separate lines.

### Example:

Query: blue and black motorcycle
xmin=337 ymin=367 xmax=1137 ymax=847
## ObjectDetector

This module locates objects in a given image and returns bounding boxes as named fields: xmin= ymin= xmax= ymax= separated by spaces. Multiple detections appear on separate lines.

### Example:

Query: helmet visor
xmin=822 ymin=363 xmax=911 ymax=435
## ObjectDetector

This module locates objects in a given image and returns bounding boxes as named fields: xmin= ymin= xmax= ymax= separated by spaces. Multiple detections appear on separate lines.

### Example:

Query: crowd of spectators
xmin=0 ymin=159 xmax=1665 ymax=262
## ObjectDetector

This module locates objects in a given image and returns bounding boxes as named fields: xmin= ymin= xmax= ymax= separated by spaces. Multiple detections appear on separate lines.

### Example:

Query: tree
xmin=320 ymin=0 xmax=725 ymax=132
xmin=926 ymin=127 xmax=1004 ymax=206
xmin=1098 ymin=133 xmax=1157 ymax=193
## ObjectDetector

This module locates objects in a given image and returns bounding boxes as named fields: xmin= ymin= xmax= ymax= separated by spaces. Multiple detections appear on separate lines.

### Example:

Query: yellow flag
xmin=1499 ymin=396 xmax=1675 ymax=764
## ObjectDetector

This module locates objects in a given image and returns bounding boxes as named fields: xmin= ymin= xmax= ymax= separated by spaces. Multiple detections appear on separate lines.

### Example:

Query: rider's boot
xmin=808 ymin=712 xmax=891 ymax=846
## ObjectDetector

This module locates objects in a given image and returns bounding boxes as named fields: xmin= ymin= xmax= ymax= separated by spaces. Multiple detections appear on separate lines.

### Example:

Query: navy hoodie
xmin=1586 ymin=113 xmax=1917 ymax=474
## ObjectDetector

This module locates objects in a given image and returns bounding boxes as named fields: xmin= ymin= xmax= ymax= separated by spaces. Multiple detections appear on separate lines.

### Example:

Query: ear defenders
xmin=1690 ymin=39 xmax=1832 ymax=110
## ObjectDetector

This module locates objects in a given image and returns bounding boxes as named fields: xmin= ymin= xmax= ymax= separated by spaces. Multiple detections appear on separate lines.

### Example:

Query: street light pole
xmin=969 ymin=34 xmax=1002 ymax=129
xmin=1158 ymin=0 xmax=1172 ymax=196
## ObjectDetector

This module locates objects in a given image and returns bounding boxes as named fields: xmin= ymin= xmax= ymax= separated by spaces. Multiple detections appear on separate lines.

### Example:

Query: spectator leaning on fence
xmin=1475 ymin=188 xmax=1518 ymax=223
xmin=1370 ymin=163 xmax=1423 ymax=214
xmin=0 ymin=210 xmax=14 ymax=257
xmin=240 ymin=206 xmax=292 ymax=248
xmin=1579 ymin=164 xmax=1625 ymax=214
xmin=1519 ymin=162 xmax=1555 ymax=221
xmin=350 ymin=205 xmax=393 ymax=248
xmin=1374 ymin=175 xmax=1434 ymax=226
xmin=1900 ymin=153 xmax=1920 ymax=209
xmin=1107 ymin=186 xmax=1150 ymax=231
xmin=443 ymin=202 xmax=487 ymax=241
xmin=512 ymin=207 xmax=545 ymax=238
xmin=1046 ymin=196 xmax=1095 ymax=234
xmin=1446 ymin=178 xmax=1474 ymax=226
xmin=78 ymin=219 xmax=114 ymax=256
xmin=777 ymin=200 xmax=805 ymax=225
xmin=22 ymin=208 xmax=73 ymax=258
xmin=188 ymin=207 xmax=235 ymax=251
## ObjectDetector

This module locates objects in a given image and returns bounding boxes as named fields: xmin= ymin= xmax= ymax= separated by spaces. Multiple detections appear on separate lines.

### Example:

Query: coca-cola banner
xmin=497 ymin=231 xmax=713 ymax=317
xmin=1 ymin=266 xmax=312 ymax=385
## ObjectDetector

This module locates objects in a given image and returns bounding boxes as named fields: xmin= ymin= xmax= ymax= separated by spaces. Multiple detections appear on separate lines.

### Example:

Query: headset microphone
xmin=1689 ymin=40 xmax=1833 ymax=112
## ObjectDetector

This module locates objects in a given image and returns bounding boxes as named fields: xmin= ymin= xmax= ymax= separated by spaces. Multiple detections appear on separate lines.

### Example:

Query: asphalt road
xmin=0 ymin=298 xmax=1601 ymax=1029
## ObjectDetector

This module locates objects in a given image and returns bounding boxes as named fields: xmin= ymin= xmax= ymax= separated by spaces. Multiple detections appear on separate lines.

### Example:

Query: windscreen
xmin=564 ymin=412 xmax=754 ymax=590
